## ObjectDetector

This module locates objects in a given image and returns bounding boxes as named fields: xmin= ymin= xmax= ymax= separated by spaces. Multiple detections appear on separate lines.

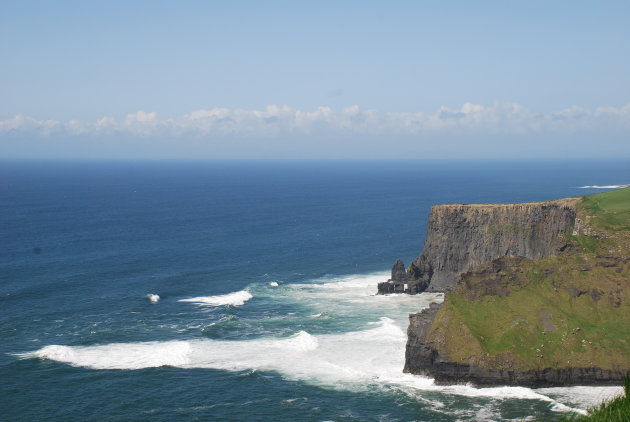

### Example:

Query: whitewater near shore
xmin=19 ymin=272 xmax=622 ymax=419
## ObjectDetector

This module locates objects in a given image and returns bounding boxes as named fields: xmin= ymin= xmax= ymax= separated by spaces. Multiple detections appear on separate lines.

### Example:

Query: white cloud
xmin=2 ymin=103 xmax=630 ymax=138
xmin=0 ymin=114 xmax=61 ymax=134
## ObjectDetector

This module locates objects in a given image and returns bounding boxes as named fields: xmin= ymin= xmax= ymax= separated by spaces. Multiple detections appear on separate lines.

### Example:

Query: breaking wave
xmin=178 ymin=290 xmax=253 ymax=307
xmin=19 ymin=316 xmax=619 ymax=415
xmin=23 ymin=341 xmax=192 ymax=370
xmin=16 ymin=272 xmax=623 ymax=417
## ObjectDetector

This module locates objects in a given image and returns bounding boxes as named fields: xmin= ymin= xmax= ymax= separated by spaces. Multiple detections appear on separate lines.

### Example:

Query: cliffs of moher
xmin=380 ymin=187 xmax=630 ymax=387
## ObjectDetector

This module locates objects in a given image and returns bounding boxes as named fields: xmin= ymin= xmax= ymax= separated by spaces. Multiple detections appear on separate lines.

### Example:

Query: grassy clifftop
xmin=581 ymin=186 xmax=630 ymax=231
xmin=427 ymin=187 xmax=630 ymax=373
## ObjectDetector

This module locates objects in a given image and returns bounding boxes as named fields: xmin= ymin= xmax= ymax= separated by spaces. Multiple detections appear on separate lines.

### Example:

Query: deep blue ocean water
xmin=1 ymin=159 xmax=628 ymax=421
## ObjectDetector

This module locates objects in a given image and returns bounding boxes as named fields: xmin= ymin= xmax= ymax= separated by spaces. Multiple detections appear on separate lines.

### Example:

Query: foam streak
xmin=578 ymin=184 xmax=629 ymax=189
xmin=178 ymin=290 xmax=253 ymax=307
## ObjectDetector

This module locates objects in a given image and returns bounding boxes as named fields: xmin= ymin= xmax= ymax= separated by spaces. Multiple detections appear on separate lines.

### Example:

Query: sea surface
xmin=1 ymin=159 xmax=628 ymax=421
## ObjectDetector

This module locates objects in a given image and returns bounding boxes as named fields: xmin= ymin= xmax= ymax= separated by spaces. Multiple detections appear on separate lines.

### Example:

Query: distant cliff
xmin=399 ymin=188 xmax=630 ymax=387
xmin=378 ymin=198 xmax=579 ymax=294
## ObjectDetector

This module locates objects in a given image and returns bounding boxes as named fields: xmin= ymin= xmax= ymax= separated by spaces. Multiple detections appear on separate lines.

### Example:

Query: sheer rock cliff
xmin=378 ymin=198 xmax=579 ymax=294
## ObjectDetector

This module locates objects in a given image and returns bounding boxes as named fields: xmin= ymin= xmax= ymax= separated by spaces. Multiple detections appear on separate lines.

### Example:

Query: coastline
xmin=393 ymin=188 xmax=630 ymax=388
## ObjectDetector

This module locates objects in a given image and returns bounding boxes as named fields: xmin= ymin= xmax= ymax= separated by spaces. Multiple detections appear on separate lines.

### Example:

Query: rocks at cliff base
xmin=377 ymin=260 xmax=407 ymax=294
xmin=407 ymin=259 xmax=433 ymax=293
xmin=377 ymin=259 xmax=431 ymax=294
xmin=391 ymin=259 xmax=407 ymax=282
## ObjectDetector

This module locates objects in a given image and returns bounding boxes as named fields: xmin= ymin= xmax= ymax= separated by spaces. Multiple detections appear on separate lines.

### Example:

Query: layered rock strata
xmin=378 ymin=198 xmax=579 ymax=294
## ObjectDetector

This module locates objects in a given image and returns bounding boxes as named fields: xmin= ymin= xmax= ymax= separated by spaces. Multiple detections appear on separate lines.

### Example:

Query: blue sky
xmin=1 ymin=1 xmax=630 ymax=159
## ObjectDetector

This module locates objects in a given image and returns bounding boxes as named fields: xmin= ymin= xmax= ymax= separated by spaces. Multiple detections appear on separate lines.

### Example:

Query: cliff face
xmin=379 ymin=198 xmax=579 ymax=294
xmin=402 ymin=188 xmax=630 ymax=387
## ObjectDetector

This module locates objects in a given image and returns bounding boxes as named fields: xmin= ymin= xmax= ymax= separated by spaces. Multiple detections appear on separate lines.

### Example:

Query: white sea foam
xmin=577 ymin=184 xmax=629 ymax=189
xmin=146 ymin=294 xmax=160 ymax=303
xmin=537 ymin=386 xmax=624 ymax=412
xmin=22 ymin=271 xmax=618 ymax=417
xmin=24 ymin=312 xmax=612 ymax=416
xmin=292 ymin=272 xmax=387 ymax=291
xmin=24 ymin=315 xmax=594 ymax=411
xmin=23 ymin=341 xmax=191 ymax=369
xmin=178 ymin=290 xmax=252 ymax=307
xmin=268 ymin=281 xmax=279 ymax=287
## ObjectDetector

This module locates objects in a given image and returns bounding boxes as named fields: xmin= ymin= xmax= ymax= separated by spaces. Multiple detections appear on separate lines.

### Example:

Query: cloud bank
xmin=2 ymin=103 xmax=630 ymax=159
xmin=2 ymin=103 xmax=630 ymax=138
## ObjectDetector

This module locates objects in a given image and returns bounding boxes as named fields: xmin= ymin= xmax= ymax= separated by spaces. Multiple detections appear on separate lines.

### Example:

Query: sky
xmin=1 ymin=0 xmax=629 ymax=159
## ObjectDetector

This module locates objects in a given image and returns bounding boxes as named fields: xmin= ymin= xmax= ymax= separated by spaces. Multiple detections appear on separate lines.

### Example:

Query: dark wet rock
xmin=391 ymin=259 xmax=407 ymax=282
xmin=377 ymin=259 xmax=434 ymax=295
xmin=377 ymin=260 xmax=408 ymax=294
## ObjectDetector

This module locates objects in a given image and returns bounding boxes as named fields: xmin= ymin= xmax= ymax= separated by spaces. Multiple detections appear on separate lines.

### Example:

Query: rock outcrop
xmin=391 ymin=259 xmax=407 ymax=282
xmin=378 ymin=259 xmax=407 ymax=294
xmin=377 ymin=259 xmax=430 ymax=294
xmin=400 ymin=188 xmax=630 ymax=387
xmin=378 ymin=198 xmax=579 ymax=294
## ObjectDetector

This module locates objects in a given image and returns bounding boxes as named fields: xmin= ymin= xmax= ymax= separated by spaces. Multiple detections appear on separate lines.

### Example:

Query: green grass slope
xmin=581 ymin=186 xmax=630 ymax=231
xmin=428 ymin=187 xmax=630 ymax=373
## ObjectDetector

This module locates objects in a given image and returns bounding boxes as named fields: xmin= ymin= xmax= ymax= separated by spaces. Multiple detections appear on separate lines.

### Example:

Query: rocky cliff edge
xmin=378 ymin=197 xmax=579 ymax=294
xmin=402 ymin=188 xmax=630 ymax=387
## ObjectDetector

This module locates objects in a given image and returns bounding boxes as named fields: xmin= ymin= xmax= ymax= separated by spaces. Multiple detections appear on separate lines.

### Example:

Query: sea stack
xmin=377 ymin=259 xmax=408 ymax=294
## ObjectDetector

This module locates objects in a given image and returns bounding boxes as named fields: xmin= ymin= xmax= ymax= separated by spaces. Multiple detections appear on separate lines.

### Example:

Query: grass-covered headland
xmin=427 ymin=187 xmax=630 ymax=375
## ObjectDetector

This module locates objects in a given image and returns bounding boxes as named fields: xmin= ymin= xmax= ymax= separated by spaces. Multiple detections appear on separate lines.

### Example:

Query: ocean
xmin=1 ymin=159 xmax=628 ymax=421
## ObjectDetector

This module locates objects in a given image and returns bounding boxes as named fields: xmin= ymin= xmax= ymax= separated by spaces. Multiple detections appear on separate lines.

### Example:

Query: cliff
xmin=402 ymin=187 xmax=630 ymax=387
xmin=378 ymin=198 xmax=579 ymax=294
